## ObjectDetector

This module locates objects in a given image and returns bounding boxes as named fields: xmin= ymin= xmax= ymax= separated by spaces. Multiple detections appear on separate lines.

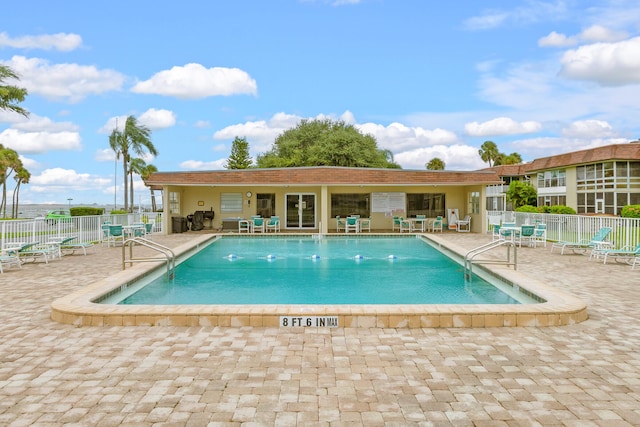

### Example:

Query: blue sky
xmin=2 ymin=0 xmax=640 ymax=207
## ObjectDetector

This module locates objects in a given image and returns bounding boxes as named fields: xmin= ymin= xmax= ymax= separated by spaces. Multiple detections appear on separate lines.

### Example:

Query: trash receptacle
xmin=172 ymin=216 xmax=188 ymax=233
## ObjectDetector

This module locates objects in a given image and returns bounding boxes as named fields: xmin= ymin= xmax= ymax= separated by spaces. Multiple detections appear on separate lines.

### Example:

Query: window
xmin=537 ymin=170 xmax=566 ymax=188
xmin=406 ymin=193 xmax=445 ymax=218
xmin=256 ymin=193 xmax=275 ymax=217
xmin=469 ymin=191 xmax=480 ymax=214
xmin=220 ymin=193 xmax=242 ymax=213
xmin=169 ymin=192 xmax=180 ymax=215
xmin=331 ymin=194 xmax=370 ymax=217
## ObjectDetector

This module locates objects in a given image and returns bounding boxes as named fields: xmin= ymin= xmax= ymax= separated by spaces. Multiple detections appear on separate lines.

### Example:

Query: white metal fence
xmin=0 ymin=213 xmax=163 ymax=250
xmin=487 ymin=211 xmax=640 ymax=250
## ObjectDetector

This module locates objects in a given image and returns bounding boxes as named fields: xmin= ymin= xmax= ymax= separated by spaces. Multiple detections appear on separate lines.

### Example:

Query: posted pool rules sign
xmin=280 ymin=316 xmax=339 ymax=328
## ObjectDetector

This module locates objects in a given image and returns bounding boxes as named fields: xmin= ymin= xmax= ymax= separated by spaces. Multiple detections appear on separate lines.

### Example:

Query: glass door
xmin=285 ymin=193 xmax=316 ymax=229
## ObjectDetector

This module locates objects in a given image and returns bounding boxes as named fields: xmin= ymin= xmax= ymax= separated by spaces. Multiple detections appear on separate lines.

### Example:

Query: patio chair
xmin=491 ymin=224 xmax=502 ymax=241
xmin=430 ymin=217 xmax=443 ymax=232
xmin=335 ymin=216 xmax=345 ymax=232
xmin=266 ymin=216 xmax=280 ymax=232
xmin=106 ymin=225 xmax=125 ymax=247
xmin=345 ymin=216 xmax=359 ymax=233
xmin=252 ymin=217 xmax=265 ymax=233
xmin=457 ymin=215 xmax=471 ymax=232
xmin=532 ymin=224 xmax=547 ymax=247
xmin=551 ymin=226 xmax=612 ymax=255
xmin=238 ymin=219 xmax=251 ymax=233
xmin=517 ymin=225 xmax=536 ymax=247
xmin=399 ymin=217 xmax=413 ymax=233
xmin=358 ymin=217 xmax=371 ymax=232
xmin=392 ymin=216 xmax=402 ymax=232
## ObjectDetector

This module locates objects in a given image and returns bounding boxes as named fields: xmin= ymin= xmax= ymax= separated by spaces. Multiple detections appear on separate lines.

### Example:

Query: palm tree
xmin=140 ymin=163 xmax=159 ymax=212
xmin=12 ymin=166 xmax=30 ymax=218
xmin=478 ymin=140 xmax=500 ymax=167
xmin=426 ymin=158 xmax=445 ymax=170
xmin=129 ymin=157 xmax=147 ymax=210
xmin=0 ymin=145 xmax=23 ymax=218
xmin=0 ymin=65 xmax=29 ymax=117
xmin=109 ymin=115 xmax=157 ymax=211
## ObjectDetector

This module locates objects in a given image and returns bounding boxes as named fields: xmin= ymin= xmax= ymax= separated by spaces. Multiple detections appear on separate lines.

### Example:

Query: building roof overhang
xmin=146 ymin=166 xmax=502 ymax=187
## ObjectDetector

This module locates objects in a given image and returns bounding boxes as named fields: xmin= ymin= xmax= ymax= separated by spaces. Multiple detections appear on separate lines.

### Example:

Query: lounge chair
xmin=551 ymin=227 xmax=612 ymax=255
xmin=457 ymin=215 xmax=471 ymax=232
xmin=0 ymin=245 xmax=23 ymax=273
xmin=50 ymin=236 xmax=96 ymax=256
xmin=16 ymin=241 xmax=58 ymax=264
xmin=592 ymin=243 xmax=640 ymax=265
xmin=266 ymin=216 xmax=280 ymax=232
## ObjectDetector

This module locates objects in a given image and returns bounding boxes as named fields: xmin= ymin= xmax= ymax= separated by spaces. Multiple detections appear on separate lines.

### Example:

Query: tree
xmin=496 ymin=152 xmax=523 ymax=166
xmin=109 ymin=116 xmax=157 ymax=211
xmin=129 ymin=157 xmax=147 ymax=210
xmin=11 ymin=166 xmax=30 ymax=218
xmin=506 ymin=180 xmax=537 ymax=209
xmin=256 ymin=118 xmax=401 ymax=168
xmin=140 ymin=163 xmax=159 ymax=212
xmin=478 ymin=140 xmax=500 ymax=167
xmin=0 ymin=65 xmax=29 ymax=117
xmin=426 ymin=158 xmax=445 ymax=170
xmin=0 ymin=145 xmax=23 ymax=218
xmin=225 ymin=136 xmax=253 ymax=169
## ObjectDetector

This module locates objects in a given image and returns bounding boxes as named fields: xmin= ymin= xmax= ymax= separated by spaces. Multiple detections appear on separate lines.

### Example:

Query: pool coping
xmin=50 ymin=234 xmax=588 ymax=328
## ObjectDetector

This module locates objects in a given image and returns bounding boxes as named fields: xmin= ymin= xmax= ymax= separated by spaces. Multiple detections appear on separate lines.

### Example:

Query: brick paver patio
xmin=1 ymin=232 xmax=638 ymax=426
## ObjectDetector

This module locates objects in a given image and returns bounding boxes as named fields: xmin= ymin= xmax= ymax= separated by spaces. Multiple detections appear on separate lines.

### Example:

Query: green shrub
xmin=621 ymin=204 xmax=640 ymax=218
xmin=515 ymin=205 xmax=539 ymax=213
xmin=549 ymin=205 xmax=576 ymax=215
xmin=110 ymin=209 xmax=128 ymax=215
xmin=70 ymin=207 xmax=105 ymax=216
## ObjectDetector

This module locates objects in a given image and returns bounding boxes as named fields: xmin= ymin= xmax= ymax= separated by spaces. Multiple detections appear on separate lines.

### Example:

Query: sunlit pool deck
xmin=50 ymin=233 xmax=587 ymax=328
xmin=2 ymin=231 xmax=639 ymax=425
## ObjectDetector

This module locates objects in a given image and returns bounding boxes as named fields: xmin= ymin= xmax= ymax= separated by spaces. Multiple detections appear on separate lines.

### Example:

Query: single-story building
xmin=146 ymin=167 xmax=502 ymax=234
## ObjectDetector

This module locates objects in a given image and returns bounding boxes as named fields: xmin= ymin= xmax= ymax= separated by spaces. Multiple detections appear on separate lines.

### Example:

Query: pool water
xmin=118 ymin=237 xmax=521 ymax=305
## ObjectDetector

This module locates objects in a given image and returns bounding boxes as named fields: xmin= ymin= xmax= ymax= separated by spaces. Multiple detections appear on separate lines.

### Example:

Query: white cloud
xmin=510 ymin=136 xmax=628 ymax=159
xmin=357 ymin=122 xmax=458 ymax=151
xmin=195 ymin=120 xmax=211 ymax=128
xmin=559 ymin=37 xmax=640 ymax=85
xmin=0 ymin=32 xmax=82 ymax=51
xmin=539 ymin=25 xmax=628 ymax=48
xmin=138 ymin=108 xmax=176 ymax=130
xmin=179 ymin=159 xmax=227 ymax=170
xmin=465 ymin=117 xmax=542 ymax=137
xmin=29 ymin=168 xmax=111 ymax=192
xmin=213 ymin=112 xmax=302 ymax=153
xmin=0 ymin=128 xmax=81 ymax=154
xmin=95 ymin=148 xmax=116 ymax=162
xmin=11 ymin=114 xmax=79 ymax=133
xmin=131 ymin=63 xmax=258 ymax=99
xmin=464 ymin=1 xmax=568 ymax=30
xmin=561 ymin=120 xmax=617 ymax=138
xmin=538 ymin=31 xmax=577 ymax=47
xmin=394 ymin=144 xmax=486 ymax=170
xmin=1 ymin=55 xmax=126 ymax=102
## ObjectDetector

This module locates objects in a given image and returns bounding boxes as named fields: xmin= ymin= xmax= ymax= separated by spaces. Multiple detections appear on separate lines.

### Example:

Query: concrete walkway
xmin=0 ymin=232 xmax=639 ymax=426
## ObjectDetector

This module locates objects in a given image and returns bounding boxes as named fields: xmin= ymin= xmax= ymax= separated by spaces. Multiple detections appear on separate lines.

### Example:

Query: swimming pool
xmin=114 ymin=236 xmax=523 ymax=305
xmin=50 ymin=233 xmax=589 ymax=328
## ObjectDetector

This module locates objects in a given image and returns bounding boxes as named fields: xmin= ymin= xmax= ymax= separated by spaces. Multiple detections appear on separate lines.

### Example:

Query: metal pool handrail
xmin=464 ymin=239 xmax=517 ymax=281
xmin=122 ymin=237 xmax=176 ymax=279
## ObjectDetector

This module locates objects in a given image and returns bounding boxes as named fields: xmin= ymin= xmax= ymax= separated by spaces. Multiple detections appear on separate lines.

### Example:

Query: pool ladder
xmin=122 ymin=237 xmax=176 ymax=279
xmin=464 ymin=239 xmax=517 ymax=281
